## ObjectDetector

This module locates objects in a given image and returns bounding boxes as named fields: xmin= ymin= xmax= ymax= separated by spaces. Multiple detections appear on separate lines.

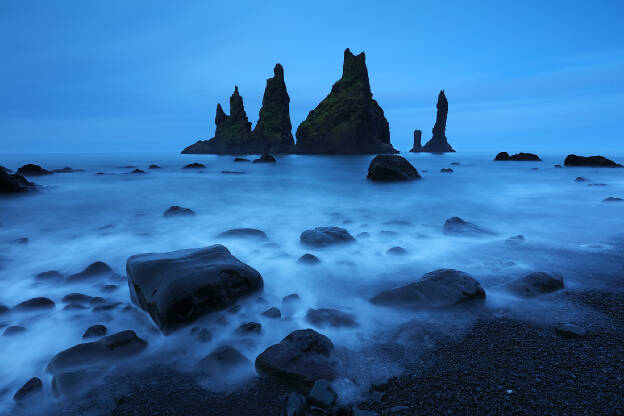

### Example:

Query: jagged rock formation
xmin=410 ymin=130 xmax=423 ymax=152
xmin=252 ymin=64 xmax=294 ymax=153
xmin=412 ymin=90 xmax=455 ymax=153
xmin=295 ymin=49 xmax=397 ymax=154
xmin=182 ymin=65 xmax=295 ymax=155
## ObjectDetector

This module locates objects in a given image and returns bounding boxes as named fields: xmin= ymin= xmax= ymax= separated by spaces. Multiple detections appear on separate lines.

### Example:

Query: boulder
xmin=16 ymin=164 xmax=51 ymax=176
xmin=564 ymin=154 xmax=621 ymax=167
xmin=295 ymin=49 xmax=397 ymax=154
xmin=46 ymin=330 xmax=147 ymax=373
xmin=494 ymin=152 xmax=510 ymax=161
xmin=443 ymin=217 xmax=494 ymax=236
xmin=126 ymin=245 xmax=264 ymax=333
xmin=3 ymin=326 xmax=27 ymax=336
xmin=261 ymin=307 xmax=282 ymax=318
xmin=148 ymin=164 xmax=161 ymax=169
xmin=308 ymin=379 xmax=337 ymax=408
xmin=387 ymin=246 xmax=408 ymax=255
xmin=163 ymin=206 xmax=195 ymax=217
xmin=371 ymin=269 xmax=486 ymax=308
xmin=305 ymin=308 xmax=357 ymax=328
xmin=13 ymin=377 xmax=43 ymax=402
xmin=504 ymin=272 xmax=564 ymax=297
xmin=66 ymin=261 xmax=115 ymax=282
xmin=196 ymin=345 xmax=251 ymax=374
xmin=82 ymin=325 xmax=107 ymax=339
xmin=367 ymin=155 xmax=420 ymax=181
xmin=411 ymin=90 xmax=455 ymax=153
xmin=253 ymin=153 xmax=276 ymax=163
xmin=62 ymin=293 xmax=93 ymax=304
xmin=14 ymin=297 xmax=55 ymax=311
xmin=575 ymin=176 xmax=588 ymax=182
xmin=183 ymin=163 xmax=206 ymax=169
xmin=235 ymin=321 xmax=262 ymax=335
xmin=298 ymin=253 xmax=321 ymax=264
xmin=255 ymin=329 xmax=336 ymax=385
xmin=300 ymin=227 xmax=355 ymax=247
xmin=0 ymin=169 xmax=36 ymax=193
xmin=217 ymin=228 xmax=268 ymax=240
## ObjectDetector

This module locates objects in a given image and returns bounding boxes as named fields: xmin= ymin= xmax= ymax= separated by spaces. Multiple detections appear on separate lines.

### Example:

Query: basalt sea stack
xmin=295 ymin=49 xmax=397 ymax=154
xmin=411 ymin=90 xmax=455 ymax=153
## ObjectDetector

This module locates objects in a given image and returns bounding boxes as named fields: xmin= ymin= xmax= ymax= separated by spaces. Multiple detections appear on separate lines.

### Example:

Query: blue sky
xmin=1 ymin=0 xmax=623 ymax=153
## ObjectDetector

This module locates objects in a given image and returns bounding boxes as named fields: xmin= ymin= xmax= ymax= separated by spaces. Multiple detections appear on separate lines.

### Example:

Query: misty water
xmin=1 ymin=152 xmax=623 ymax=413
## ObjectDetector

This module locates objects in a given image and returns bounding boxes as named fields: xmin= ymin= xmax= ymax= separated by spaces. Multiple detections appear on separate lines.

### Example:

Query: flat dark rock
xmin=183 ymin=163 xmax=206 ymax=169
xmin=13 ymin=297 xmax=55 ymax=311
xmin=387 ymin=246 xmax=408 ymax=255
xmin=3 ymin=325 xmax=27 ymax=336
xmin=233 ymin=158 xmax=250 ymax=162
xmin=300 ymin=227 xmax=355 ymax=247
xmin=217 ymin=228 xmax=268 ymax=240
xmin=603 ymin=197 xmax=623 ymax=202
xmin=221 ymin=170 xmax=245 ymax=174
xmin=82 ymin=324 xmax=107 ymax=339
xmin=253 ymin=153 xmax=276 ymax=163
xmin=371 ymin=269 xmax=486 ymax=308
xmin=443 ymin=216 xmax=494 ymax=236
xmin=148 ymin=164 xmax=161 ymax=169
xmin=261 ymin=307 xmax=281 ymax=318
xmin=494 ymin=152 xmax=541 ymax=161
xmin=305 ymin=308 xmax=357 ymax=328
xmin=13 ymin=377 xmax=43 ymax=402
xmin=367 ymin=155 xmax=420 ymax=182
xmin=62 ymin=293 xmax=94 ymax=304
xmin=504 ymin=272 xmax=564 ymax=297
xmin=16 ymin=164 xmax=52 ymax=176
xmin=126 ymin=245 xmax=263 ymax=333
xmin=440 ymin=168 xmax=454 ymax=173
xmin=564 ymin=154 xmax=621 ymax=167
xmin=163 ymin=205 xmax=196 ymax=217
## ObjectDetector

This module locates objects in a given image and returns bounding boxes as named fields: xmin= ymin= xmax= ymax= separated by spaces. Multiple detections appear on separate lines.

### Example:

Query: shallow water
xmin=0 ymin=152 xmax=623 ymax=412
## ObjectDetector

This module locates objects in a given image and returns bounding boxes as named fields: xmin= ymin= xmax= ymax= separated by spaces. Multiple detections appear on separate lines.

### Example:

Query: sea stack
xmin=295 ymin=48 xmax=397 ymax=154
xmin=182 ymin=86 xmax=253 ymax=154
xmin=412 ymin=90 xmax=455 ymax=153
xmin=251 ymin=64 xmax=295 ymax=153
xmin=410 ymin=130 xmax=423 ymax=152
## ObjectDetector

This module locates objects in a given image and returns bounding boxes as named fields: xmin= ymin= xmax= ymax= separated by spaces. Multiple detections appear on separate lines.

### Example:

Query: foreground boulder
xmin=126 ymin=245 xmax=263 ymax=333
xmin=16 ymin=164 xmax=51 ymax=176
xmin=504 ymin=272 xmax=564 ymax=297
xmin=295 ymin=49 xmax=397 ymax=154
xmin=300 ymin=227 xmax=355 ymax=247
xmin=410 ymin=90 xmax=455 ymax=153
xmin=47 ymin=330 xmax=147 ymax=373
xmin=255 ymin=329 xmax=336 ymax=385
xmin=0 ymin=169 xmax=36 ymax=194
xmin=443 ymin=217 xmax=494 ymax=236
xmin=564 ymin=154 xmax=621 ymax=167
xmin=367 ymin=155 xmax=420 ymax=181
xmin=494 ymin=152 xmax=541 ymax=161
xmin=371 ymin=269 xmax=486 ymax=308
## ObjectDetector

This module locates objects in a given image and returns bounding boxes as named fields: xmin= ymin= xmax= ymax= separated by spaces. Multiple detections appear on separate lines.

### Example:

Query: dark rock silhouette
xmin=217 ymin=228 xmax=268 ymax=240
xmin=66 ymin=261 xmax=114 ymax=281
xmin=16 ymin=164 xmax=51 ymax=176
xmin=183 ymin=163 xmax=206 ymax=169
xmin=564 ymin=154 xmax=621 ymax=167
xmin=295 ymin=49 xmax=397 ymax=154
xmin=13 ymin=297 xmax=55 ymax=311
xmin=495 ymin=152 xmax=541 ymax=161
xmin=163 ymin=206 xmax=195 ymax=217
xmin=443 ymin=217 xmax=495 ymax=236
xmin=300 ymin=227 xmax=355 ymax=247
xmin=367 ymin=155 xmax=420 ymax=181
xmin=252 ymin=64 xmax=295 ymax=153
xmin=305 ymin=308 xmax=357 ymax=328
xmin=410 ymin=130 xmax=423 ymax=152
xmin=196 ymin=345 xmax=251 ymax=375
xmin=253 ymin=153 xmax=276 ymax=163
xmin=1 ymin=169 xmax=36 ymax=193
xmin=504 ymin=272 xmax=564 ymax=297
xmin=13 ymin=377 xmax=43 ymax=402
xmin=412 ymin=91 xmax=455 ymax=153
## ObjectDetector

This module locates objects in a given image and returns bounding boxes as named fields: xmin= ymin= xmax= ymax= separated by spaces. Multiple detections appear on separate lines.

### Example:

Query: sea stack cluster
xmin=410 ymin=90 xmax=455 ymax=153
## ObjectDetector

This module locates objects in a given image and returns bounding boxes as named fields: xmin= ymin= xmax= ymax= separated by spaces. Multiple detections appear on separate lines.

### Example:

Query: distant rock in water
xmin=295 ymin=49 xmax=397 ymax=154
xmin=66 ymin=261 xmax=114 ymax=281
xmin=217 ymin=228 xmax=268 ymax=240
xmin=603 ymin=197 xmax=623 ymax=202
xmin=130 ymin=169 xmax=145 ymax=174
xmin=148 ymin=164 xmax=161 ymax=169
xmin=1 ymin=169 xmax=36 ymax=194
xmin=16 ymin=164 xmax=52 ymax=176
xmin=564 ymin=154 xmax=621 ymax=167
xmin=163 ymin=206 xmax=195 ymax=217
xmin=233 ymin=157 xmax=250 ymax=162
xmin=52 ymin=167 xmax=83 ymax=173
xmin=251 ymin=64 xmax=295 ymax=153
xmin=253 ymin=153 xmax=276 ymax=163
xmin=440 ymin=168 xmax=454 ymax=173
xmin=495 ymin=152 xmax=541 ymax=161
xmin=410 ymin=130 xmax=423 ymax=152
xmin=411 ymin=90 xmax=455 ymax=153
xmin=183 ymin=163 xmax=206 ymax=169
xmin=300 ymin=227 xmax=355 ymax=247
xmin=367 ymin=155 xmax=420 ymax=181
xmin=443 ymin=217 xmax=495 ymax=236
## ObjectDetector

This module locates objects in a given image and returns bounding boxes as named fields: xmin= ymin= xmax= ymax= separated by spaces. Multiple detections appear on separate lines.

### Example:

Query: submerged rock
xmin=14 ymin=297 xmax=55 ymax=311
xmin=163 ymin=205 xmax=195 ymax=217
xmin=305 ymin=308 xmax=357 ymax=328
xmin=62 ymin=293 xmax=94 ymax=304
xmin=603 ymin=197 xmax=623 ymax=202
xmin=13 ymin=377 xmax=43 ymax=402
xmin=575 ymin=176 xmax=589 ymax=182
xmin=555 ymin=323 xmax=586 ymax=338
xmin=0 ymin=169 xmax=36 ymax=194
xmin=387 ymin=246 xmax=408 ymax=255
xmin=82 ymin=324 xmax=107 ymax=339
xmin=255 ymin=329 xmax=336 ymax=385
xmin=298 ymin=253 xmax=321 ymax=264
xmin=126 ymin=245 xmax=263 ymax=333
xmin=411 ymin=90 xmax=455 ymax=153
xmin=217 ymin=228 xmax=268 ymax=240
xmin=36 ymin=270 xmax=63 ymax=280
xmin=295 ymin=49 xmax=397 ymax=154
xmin=130 ymin=169 xmax=145 ymax=174
xmin=47 ymin=330 xmax=147 ymax=373
xmin=440 ymin=168 xmax=454 ymax=173
xmin=234 ymin=157 xmax=250 ymax=162
xmin=16 ymin=164 xmax=51 ymax=176
xmin=190 ymin=326 xmax=212 ymax=343
xmin=183 ymin=163 xmax=206 ymax=169
xmin=564 ymin=154 xmax=621 ymax=167
xmin=495 ymin=152 xmax=541 ymax=161
xmin=371 ymin=269 xmax=486 ymax=308
xmin=3 ymin=326 xmax=27 ymax=336
xmin=261 ymin=307 xmax=281 ymax=318
xmin=235 ymin=321 xmax=262 ymax=335
xmin=196 ymin=345 xmax=251 ymax=374
xmin=66 ymin=261 xmax=114 ymax=282
xmin=253 ymin=153 xmax=276 ymax=163
xmin=300 ymin=227 xmax=355 ymax=247
xmin=504 ymin=272 xmax=564 ymax=297
xmin=505 ymin=235 xmax=526 ymax=246
xmin=367 ymin=155 xmax=420 ymax=181
xmin=443 ymin=217 xmax=494 ymax=236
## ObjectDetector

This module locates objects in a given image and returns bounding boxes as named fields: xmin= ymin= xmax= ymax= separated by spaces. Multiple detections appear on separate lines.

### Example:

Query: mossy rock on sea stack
xmin=295 ymin=48 xmax=397 ymax=154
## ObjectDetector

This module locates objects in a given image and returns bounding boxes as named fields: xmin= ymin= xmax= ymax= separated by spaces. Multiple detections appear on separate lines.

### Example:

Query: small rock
xmin=234 ymin=158 xmax=250 ymax=162
xmin=82 ymin=325 xmax=107 ymax=339
xmin=253 ymin=153 xmax=276 ymax=163
xmin=505 ymin=272 xmax=564 ymax=297
xmin=443 ymin=217 xmax=494 ymax=236
xmin=131 ymin=169 xmax=145 ymax=174
xmin=101 ymin=284 xmax=119 ymax=293
xmin=390 ymin=405 xmax=410 ymax=413
xmin=603 ymin=197 xmax=623 ymax=202
xmin=261 ymin=307 xmax=281 ymax=318
xmin=217 ymin=228 xmax=268 ymax=240
xmin=148 ymin=164 xmax=161 ymax=169
xmin=62 ymin=293 xmax=93 ymax=304
xmin=300 ymin=227 xmax=355 ymax=248
xmin=387 ymin=246 xmax=407 ymax=255
xmin=505 ymin=235 xmax=526 ymax=246
xmin=163 ymin=205 xmax=195 ymax=217
xmin=356 ymin=232 xmax=370 ymax=239
xmin=440 ymin=168 xmax=453 ymax=173
xmin=282 ymin=294 xmax=301 ymax=304
xmin=13 ymin=297 xmax=55 ymax=311
xmin=298 ymin=253 xmax=320 ymax=264
xmin=3 ymin=326 xmax=27 ymax=336
xmin=66 ymin=261 xmax=114 ymax=281
xmin=221 ymin=170 xmax=245 ymax=174
xmin=183 ymin=163 xmax=206 ymax=169
xmin=13 ymin=377 xmax=43 ymax=402
xmin=13 ymin=237 xmax=29 ymax=244
xmin=36 ymin=270 xmax=63 ymax=280
xmin=308 ymin=379 xmax=336 ymax=408
xmin=196 ymin=345 xmax=251 ymax=374
xmin=306 ymin=308 xmax=357 ymax=328
xmin=235 ymin=322 xmax=262 ymax=335
xmin=575 ymin=176 xmax=588 ymax=182
xmin=555 ymin=323 xmax=586 ymax=338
